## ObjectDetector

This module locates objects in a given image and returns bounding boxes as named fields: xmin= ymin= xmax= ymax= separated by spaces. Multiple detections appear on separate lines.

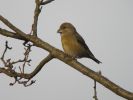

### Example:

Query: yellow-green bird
xmin=57 ymin=22 xmax=101 ymax=64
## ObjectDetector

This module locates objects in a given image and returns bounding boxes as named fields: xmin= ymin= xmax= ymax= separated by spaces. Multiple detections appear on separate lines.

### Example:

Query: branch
xmin=22 ymin=44 xmax=32 ymax=73
xmin=0 ymin=15 xmax=28 ymax=39
xmin=12 ymin=59 xmax=31 ymax=65
xmin=40 ymin=0 xmax=55 ymax=5
xmin=30 ymin=0 xmax=54 ymax=36
xmin=93 ymin=71 xmax=101 ymax=100
xmin=0 ymin=40 xmax=53 ymax=86
xmin=0 ymin=28 xmax=26 ymax=40
xmin=0 ymin=54 xmax=53 ymax=79
xmin=93 ymin=80 xmax=98 ymax=100
xmin=0 ymin=41 xmax=12 ymax=68
xmin=29 ymin=54 xmax=53 ymax=79
xmin=0 ymin=16 xmax=133 ymax=99
xmin=9 ymin=54 xmax=53 ymax=87
xmin=31 ymin=0 xmax=42 ymax=36
xmin=1 ymin=41 xmax=12 ymax=60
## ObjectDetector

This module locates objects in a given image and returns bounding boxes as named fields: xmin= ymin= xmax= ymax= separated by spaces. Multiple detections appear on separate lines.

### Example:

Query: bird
xmin=57 ymin=22 xmax=101 ymax=64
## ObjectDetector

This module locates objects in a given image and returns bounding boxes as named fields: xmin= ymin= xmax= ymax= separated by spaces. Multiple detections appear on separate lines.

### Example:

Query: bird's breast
xmin=61 ymin=34 xmax=86 ymax=58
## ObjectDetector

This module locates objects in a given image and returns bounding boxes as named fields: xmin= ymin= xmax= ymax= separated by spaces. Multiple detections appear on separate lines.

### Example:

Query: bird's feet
xmin=63 ymin=53 xmax=76 ymax=62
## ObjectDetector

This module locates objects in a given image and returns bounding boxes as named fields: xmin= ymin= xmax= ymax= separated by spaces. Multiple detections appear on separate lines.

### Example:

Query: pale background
xmin=0 ymin=0 xmax=133 ymax=100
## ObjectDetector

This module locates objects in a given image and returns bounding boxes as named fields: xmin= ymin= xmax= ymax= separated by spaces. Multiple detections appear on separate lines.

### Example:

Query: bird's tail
xmin=90 ymin=56 xmax=102 ymax=64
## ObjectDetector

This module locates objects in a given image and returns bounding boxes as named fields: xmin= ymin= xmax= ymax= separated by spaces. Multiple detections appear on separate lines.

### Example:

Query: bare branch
xmin=22 ymin=44 xmax=32 ymax=73
xmin=0 ymin=28 xmax=26 ymax=40
xmin=0 ymin=15 xmax=25 ymax=37
xmin=1 ymin=41 xmax=12 ymax=67
xmin=93 ymin=80 xmax=98 ymax=100
xmin=0 ymin=38 xmax=53 ymax=87
xmin=31 ymin=0 xmax=54 ymax=36
xmin=93 ymin=71 xmax=101 ymax=100
xmin=0 ymin=54 xmax=53 ymax=79
xmin=1 ymin=41 xmax=12 ymax=59
xmin=31 ymin=0 xmax=42 ymax=36
xmin=23 ymin=80 xmax=36 ymax=87
xmin=16 ymin=78 xmax=36 ymax=87
xmin=9 ymin=76 xmax=35 ymax=87
xmin=28 ymin=54 xmax=53 ymax=79
xmin=12 ymin=59 xmax=31 ymax=65
xmin=40 ymin=0 xmax=55 ymax=5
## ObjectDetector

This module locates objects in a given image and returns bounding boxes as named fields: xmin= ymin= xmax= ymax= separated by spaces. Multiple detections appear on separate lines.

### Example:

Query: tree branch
xmin=31 ymin=0 xmax=42 ymax=36
xmin=28 ymin=54 xmax=53 ymax=79
xmin=40 ymin=0 xmax=55 ymax=5
xmin=1 ymin=41 xmax=12 ymax=68
xmin=0 ymin=16 xmax=133 ymax=99
xmin=0 ymin=40 xmax=53 ymax=86
xmin=1 ymin=41 xmax=12 ymax=60
xmin=0 ymin=28 xmax=25 ymax=40
xmin=31 ymin=0 xmax=55 ymax=36
xmin=0 ymin=54 xmax=53 ymax=79
xmin=93 ymin=80 xmax=98 ymax=100
xmin=0 ymin=15 xmax=24 ymax=36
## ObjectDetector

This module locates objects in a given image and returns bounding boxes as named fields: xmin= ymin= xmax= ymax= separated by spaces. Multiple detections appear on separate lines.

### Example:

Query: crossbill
xmin=57 ymin=22 xmax=101 ymax=64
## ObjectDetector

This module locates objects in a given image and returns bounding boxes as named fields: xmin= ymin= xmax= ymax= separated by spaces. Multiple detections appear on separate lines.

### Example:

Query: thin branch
xmin=0 ymin=15 xmax=27 ymax=38
xmin=1 ymin=41 xmax=12 ymax=59
xmin=31 ymin=0 xmax=55 ymax=36
xmin=17 ymin=79 xmax=36 ymax=87
xmin=0 ymin=40 xmax=53 ymax=86
xmin=0 ymin=54 xmax=53 ymax=79
xmin=0 ymin=54 xmax=53 ymax=86
xmin=28 ymin=54 xmax=53 ymax=79
xmin=93 ymin=80 xmax=98 ymax=100
xmin=40 ymin=0 xmax=55 ymax=5
xmin=22 ymin=44 xmax=32 ymax=73
xmin=31 ymin=0 xmax=42 ymax=36
xmin=93 ymin=71 xmax=101 ymax=100
xmin=0 ymin=28 xmax=26 ymax=40
xmin=1 ymin=41 xmax=12 ymax=67
xmin=12 ymin=59 xmax=31 ymax=65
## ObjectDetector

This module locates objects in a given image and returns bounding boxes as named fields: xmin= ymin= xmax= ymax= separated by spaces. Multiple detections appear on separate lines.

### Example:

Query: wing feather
xmin=75 ymin=32 xmax=95 ymax=57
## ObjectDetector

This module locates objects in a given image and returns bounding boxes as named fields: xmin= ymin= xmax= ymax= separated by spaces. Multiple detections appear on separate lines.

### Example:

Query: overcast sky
xmin=0 ymin=0 xmax=133 ymax=100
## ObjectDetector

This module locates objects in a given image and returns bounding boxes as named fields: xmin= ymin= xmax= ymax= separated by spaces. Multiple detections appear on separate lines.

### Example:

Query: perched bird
xmin=57 ymin=22 xmax=101 ymax=64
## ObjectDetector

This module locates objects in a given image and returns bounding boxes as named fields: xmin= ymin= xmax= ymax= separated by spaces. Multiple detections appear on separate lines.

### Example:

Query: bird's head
xmin=57 ymin=22 xmax=76 ymax=34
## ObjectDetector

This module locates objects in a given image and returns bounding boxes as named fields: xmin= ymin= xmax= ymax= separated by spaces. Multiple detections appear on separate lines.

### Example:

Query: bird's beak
xmin=57 ymin=29 xmax=62 ymax=33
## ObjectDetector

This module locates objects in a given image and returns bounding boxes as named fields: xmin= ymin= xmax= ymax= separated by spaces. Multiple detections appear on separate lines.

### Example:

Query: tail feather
xmin=90 ymin=56 xmax=102 ymax=64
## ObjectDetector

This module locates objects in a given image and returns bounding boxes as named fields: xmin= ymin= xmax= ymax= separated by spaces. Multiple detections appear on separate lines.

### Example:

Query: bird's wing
xmin=75 ymin=32 xmax=95 ymax=57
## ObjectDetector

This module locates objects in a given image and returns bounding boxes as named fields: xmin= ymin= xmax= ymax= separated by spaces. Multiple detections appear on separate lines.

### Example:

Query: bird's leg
xmin=63 ymin=53 xmax=76 ymax=62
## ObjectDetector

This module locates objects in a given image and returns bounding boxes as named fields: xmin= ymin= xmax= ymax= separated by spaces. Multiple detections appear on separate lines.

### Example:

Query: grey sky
xmin=0 ymin=0 xmax=133 ymax=100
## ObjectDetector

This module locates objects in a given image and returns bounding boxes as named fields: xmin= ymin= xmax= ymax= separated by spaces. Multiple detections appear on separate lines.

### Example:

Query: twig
xmin=31 ymin=0 xmax=41 ymax=36
xmin=93 ymin=80 xmax=98 ymax=100
xmin=30 ymin=0 xmax=54 ymax=36
xmin=10 ymin=77 xmax=21 ymax=86
xmin=12 ymin=59 xmax=31 ymax=65
xmin=17 ymin=79 xmax=36 ymax=87
xmin=1 ymin=41 xmax=12 ymax=67
xmin=0 ymin=54 xmax=53 ymax=86
xmin=93 ymin=71 xmax=101 ymax=100
xmin=31 ymin=0 xmax=44 ymax=36
xmin=40 ymin=0 xmax=55 ymax=5
xmin=22 ymin=44 xmax=32 ymax=73
xmin=28 ymin=54 xmax=53 ymax=79
xmin=1 ymin=41 xmax=12 ymax=59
